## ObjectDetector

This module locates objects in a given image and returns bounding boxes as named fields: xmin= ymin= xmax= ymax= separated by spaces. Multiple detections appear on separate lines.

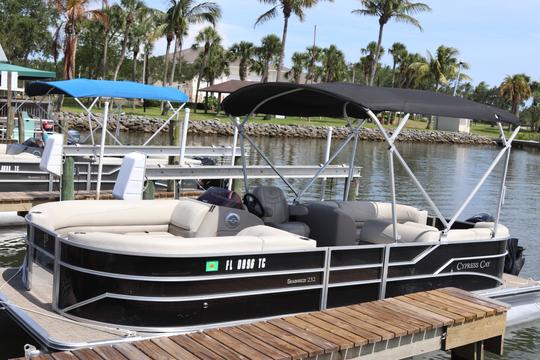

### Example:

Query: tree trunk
xmin=160 ymin=38 xmax=172 ymax=112
xmin=113 ymin=30 xmax=129 ymax=81
xmin=194 ymin=47 xmax=209 ymax=114
xmin=102 ymin=31 xmax=109 ymax=78
xmin=169 ymin=35 xmax=180 ymax=85
xmin=132 ymin=50 xmax=138 ymax=82
xmin=276 ymin=15 xmax=289 ymax=82
xmin=391 ymin=61 xmax=397 ymax=87
xmin=142 ymin=48 xmax=148 ymax=84
xmin=369 ymin=23 xmax=384 ymax=86
xmin=239 ymin=59 xmax=246 ymax=81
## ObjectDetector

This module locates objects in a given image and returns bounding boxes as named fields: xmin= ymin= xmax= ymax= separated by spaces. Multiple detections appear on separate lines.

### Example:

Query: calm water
xmin=1 ymin=133 xmax=540 ymax=358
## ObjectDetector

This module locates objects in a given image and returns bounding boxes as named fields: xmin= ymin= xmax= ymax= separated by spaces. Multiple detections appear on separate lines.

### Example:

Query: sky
xmin=145 ymin=0 xmax=540 ymax=87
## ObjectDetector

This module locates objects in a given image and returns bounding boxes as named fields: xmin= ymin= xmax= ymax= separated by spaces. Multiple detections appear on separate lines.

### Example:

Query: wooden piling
xmin=17 ymin=111 xmax=25 ymax=143
xmin=61 ymin=157 xmax=74 ymax=201
xmin=6 ymin=72 xmax=13 ymax=140
xmin=143 ymin=181 xmax=155 ymax=200
xmin=167 ymin=110 xmax=181 ymax=192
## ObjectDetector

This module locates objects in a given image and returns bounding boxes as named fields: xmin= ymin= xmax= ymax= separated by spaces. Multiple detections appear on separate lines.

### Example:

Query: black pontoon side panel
xmin=65 ymin=290 xmax=322 ymax=328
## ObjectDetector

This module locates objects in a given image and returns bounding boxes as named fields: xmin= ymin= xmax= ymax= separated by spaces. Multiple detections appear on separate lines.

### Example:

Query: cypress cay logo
xmin=455 ymin=260 xmax=491 ymax=271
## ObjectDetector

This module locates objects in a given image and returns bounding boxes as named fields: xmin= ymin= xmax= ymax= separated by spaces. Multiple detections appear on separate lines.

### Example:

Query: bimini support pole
xmin=143 ymin=101 xmax=185 ymax=146
xmin=228 ymin=118 xmax=240 ymax=191
xmin=446 ymin=125 xmax=520 ymax=233
xmin=76 ymin=97 xmax=123 ymax=146
xmin=96 ymin=101 xmax=110 ymax=200
xmin=235 ymin=116 xmax=250 ymax=195
xmin=366 ymin=109 xmax=449 ymax=231
xmin=493 ymin=123 xmax=513 ymax=236
xmin=296 ymin=105 xmax=365 ymax=203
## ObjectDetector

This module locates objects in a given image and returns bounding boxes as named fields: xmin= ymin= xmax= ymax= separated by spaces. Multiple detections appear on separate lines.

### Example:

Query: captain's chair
xmin=252 ymin=186 xmax=310 ymax=237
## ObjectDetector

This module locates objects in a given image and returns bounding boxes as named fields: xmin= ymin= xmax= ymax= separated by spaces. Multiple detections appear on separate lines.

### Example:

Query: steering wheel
xmin=243 ymin=193 xmax=265 ymax=218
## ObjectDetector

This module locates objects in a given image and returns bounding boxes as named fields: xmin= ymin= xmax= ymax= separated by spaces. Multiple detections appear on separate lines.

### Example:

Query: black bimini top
xmin=221 ymin=82 xmax=519 ymax=125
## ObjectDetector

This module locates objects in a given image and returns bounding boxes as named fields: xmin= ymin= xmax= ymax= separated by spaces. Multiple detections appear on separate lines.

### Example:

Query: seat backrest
xmin=358 ymin=220 xmax=440 ymax=244
xmin=169 ymin=199 xmax=215 ymax=237
xmin=253 ymin=186 xmax=289 ymax=225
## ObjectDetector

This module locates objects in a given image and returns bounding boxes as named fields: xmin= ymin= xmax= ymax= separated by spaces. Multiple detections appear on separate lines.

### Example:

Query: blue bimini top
xmin=26 ymin=78 xmax=188 ymax=103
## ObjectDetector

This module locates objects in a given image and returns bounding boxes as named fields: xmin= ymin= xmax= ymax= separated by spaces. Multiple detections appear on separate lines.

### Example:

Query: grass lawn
xmin=61 ymin=102 xmax=537 ymax=141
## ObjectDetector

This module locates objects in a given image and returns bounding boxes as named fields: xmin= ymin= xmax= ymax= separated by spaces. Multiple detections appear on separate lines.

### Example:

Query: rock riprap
xmin=54 ymin=111 xmax=496 ymax=145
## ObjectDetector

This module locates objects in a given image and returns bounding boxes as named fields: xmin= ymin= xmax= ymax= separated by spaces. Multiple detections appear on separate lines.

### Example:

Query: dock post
xmin=167 ymin=107 xmax=181 ymax=192
xmin=61 ymin=157 xmax=75 ymax=201
xmin=451 ymin=341 xmax=485 ymax=360
xmin=143 ymin=181 xmax=155 ymax=200
xmin=320 ymin=126 xmax=333 ymax=200
xmin=6 ymin=72 xmax=13 ymax=140
xmin=17 ymin=111 xmax=25 ymax=143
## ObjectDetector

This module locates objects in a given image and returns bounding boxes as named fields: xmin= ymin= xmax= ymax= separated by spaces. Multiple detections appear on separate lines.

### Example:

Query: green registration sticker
xmin=205 ymin=260 xmax=219 ymax=272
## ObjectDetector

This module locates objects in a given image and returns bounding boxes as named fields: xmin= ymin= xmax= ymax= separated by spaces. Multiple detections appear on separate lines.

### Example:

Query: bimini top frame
xmin=222 ymin=82 xmax=520 ymax=241
xmin=26 ymin=79 xmax=189 ymax=199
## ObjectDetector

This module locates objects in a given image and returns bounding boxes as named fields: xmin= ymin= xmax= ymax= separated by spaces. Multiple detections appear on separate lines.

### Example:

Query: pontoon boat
xmin=1 ymin=82 xmax=538 ymax=351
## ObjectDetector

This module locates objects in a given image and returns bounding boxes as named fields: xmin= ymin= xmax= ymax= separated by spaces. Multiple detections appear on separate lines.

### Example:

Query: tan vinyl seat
xmin=67 ymin=224 xmax=316 ymax=255
xmin=168 ymin=198 xmax=217 ymax=237
xmin=358 ymin=220 xmax=440 ymax=244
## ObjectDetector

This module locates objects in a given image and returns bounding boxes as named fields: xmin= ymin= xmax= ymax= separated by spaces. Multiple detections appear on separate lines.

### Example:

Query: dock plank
xmin=150 ymin=337 xmax=200 ymax=360
xmin=170 ymin=334 xmax=226 ymax=360
xmin=237 ymin=324 xmax=308 ymax=359
xmin=252 ymin=322 xmax=325 ymax=357
xmin=311 ymin=311 xmax=382 ymax=343
xmin=132 ymin=340 xmax=180 ymax=360
xmin=113 ymin=343 xmax=152 ymax=360
xmin=362 ymin=302 xmax=433 ymax=331
xmin=334 ymin=306 xmax=408 ymax=337
xmin=429 ymin=290 xmax=497 ymax=316
xmin=396 ymin=294 xmax=466 ymax=324
xmin=188 ymin=332 xmax=247 ymax=360
xmin=384 ymin=297 xmax=454 ymax=326
xmin=323 ymin=308 xmax=392 ymax=341
xmin=220 ymin=326 xmax=290 ymax=360
xmin=283 ymin=316 xmax=354 ymax=350
xmin=50 ymin=352 xmax=79 ymax=360
xmin=438 ymin=287 xmax=509 ymax=313
xmin=269 ymin=318 xmax=339 ymax=353
xmin=204 ymin=328 xmax=274 ymax=360
xmin=71 ymin=349 xmax=103 ymax=360
xmin=380 ymin=298 xmax=445 ymax=328
xmin=92 ymin=346 xmax=128 ymax=360
xmin=407 ymin=292 xmax=479 ymax=320
xmin=296 ymin=313 xmax=368 ymax=346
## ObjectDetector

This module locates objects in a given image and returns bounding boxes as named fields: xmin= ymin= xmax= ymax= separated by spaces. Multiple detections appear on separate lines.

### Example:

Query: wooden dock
xmin=13 ymin=287 xmax=509 ymax=360
xmin=0 ymin=190 xmax=202 ymax=213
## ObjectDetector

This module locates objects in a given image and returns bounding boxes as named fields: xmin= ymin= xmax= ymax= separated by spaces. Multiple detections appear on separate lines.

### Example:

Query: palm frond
xmin=393 ymin=14 xmax=422 ymax=30
xmin=254 ymin=6 xmax=279 ymax=26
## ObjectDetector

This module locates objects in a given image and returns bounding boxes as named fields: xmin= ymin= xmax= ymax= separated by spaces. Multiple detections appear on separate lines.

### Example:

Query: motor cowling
xmin=505 ymin=238 xmax=525 ymax=276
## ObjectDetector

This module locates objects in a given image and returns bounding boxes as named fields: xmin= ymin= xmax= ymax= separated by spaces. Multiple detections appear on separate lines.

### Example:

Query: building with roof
xmin=165 ymin=48 xmax=304 ymax=102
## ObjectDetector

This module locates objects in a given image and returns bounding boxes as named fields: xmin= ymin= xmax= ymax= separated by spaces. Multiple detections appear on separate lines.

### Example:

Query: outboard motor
xmin=67 ymin=130 xmax=81 ymax=145
xmin=197 ymin=187 xmax=244 ymax=210
xmin=505 ymin=238 xmax=525 ymax=275
xmin=465 ymin=213 xmax=495 ymax=223
xmin=465 ymin=213 xmax=525 ymax=275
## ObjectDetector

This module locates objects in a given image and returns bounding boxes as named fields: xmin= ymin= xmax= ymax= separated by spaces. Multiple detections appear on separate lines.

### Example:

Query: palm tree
xmin=52 ymin=0 xmax=108 ymax=80
xmin=192 ymin=26 xmax=221 ymax=111
xmin=304 ymin=45 xmax=322 ymax=84
xmin=254 ymin=0 xmax=332 ymax=82
xmin=359 ymin=41 xmax=384 ymax=84
xmin=389 ymin=42 xmax=407 ymax=87
xmin=162 ymin=12 xmax=175 ymax=86
xmin=166 ymin=0 xmax=221 ymax=86
xmin=321 ymin=45 xmax=347 ymax=82
xmin=229 ymin=41 xmax=255 ymax=81
xmin=499 ymin=74 xmax=532 ymax=115
xmin=100 ymin=4 xmax=123 ymax=79
xmin=112 ymin=0 xmax=146 ymax=81
xmin=352 ymin=0 xmax=430 ymax=86
xmin=252 ymin=34 xmax=282 ymax=83
xmin=285 ymin=52 xmax=306 ymax=83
